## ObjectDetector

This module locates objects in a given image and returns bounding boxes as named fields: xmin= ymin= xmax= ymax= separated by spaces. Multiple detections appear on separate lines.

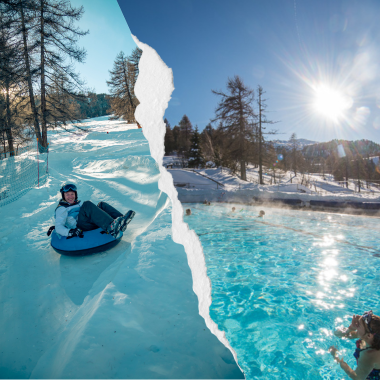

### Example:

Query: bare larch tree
xmin=212 ymin=75 xmax=255 ymax=181
xmin=107 ymin=47 xmax=142 ymax=124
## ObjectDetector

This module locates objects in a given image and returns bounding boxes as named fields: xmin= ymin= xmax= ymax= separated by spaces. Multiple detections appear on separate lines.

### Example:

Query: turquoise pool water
xmin=185 ymin=203 xmax=380 ymax=380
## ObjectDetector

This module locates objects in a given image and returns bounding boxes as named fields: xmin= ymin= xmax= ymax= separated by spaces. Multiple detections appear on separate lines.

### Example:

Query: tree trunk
xmin=357 ymin=160 xmax=361 ymax=193
xmin=292 ymin=150 xmax=297 ymax=177
xmin=258 ymin=92 xmax=263 ymax=185
xmin=40 ymin=0 xmax=47 ymax=147
xmin=19 ymin=1 xmax=44 ymax=149
xmin=2 ymin=129 xmax=6 ymax=157
xmin=239 ymin=97 xmax=246 ymax=181
xmin=322 ymin=159 xmax=325 ymax=179
xmin=122 ymin=60 xmax=135 ymax=118
xmin=345 ymin=157 xmax=349 ymax=188
xmin=5 ymin=84 xmax=15 ymax=156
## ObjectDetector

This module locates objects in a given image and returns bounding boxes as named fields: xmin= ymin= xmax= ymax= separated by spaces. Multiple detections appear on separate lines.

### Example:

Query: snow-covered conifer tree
xmin=188 ymin=126 xmax=203 ymax=168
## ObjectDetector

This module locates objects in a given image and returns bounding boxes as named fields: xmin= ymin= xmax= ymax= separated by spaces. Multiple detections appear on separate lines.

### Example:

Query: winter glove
xmin=67 ymin=227 xmax=84 ymax=239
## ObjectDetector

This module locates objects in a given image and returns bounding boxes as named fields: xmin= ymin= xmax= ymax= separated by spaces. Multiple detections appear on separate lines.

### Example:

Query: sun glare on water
xmin=313 ymin=84 xmax=352 ymax=122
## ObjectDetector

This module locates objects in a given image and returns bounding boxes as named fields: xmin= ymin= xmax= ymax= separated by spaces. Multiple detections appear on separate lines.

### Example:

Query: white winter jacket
xmin=55 ymin=201 xmax=83 ymax=237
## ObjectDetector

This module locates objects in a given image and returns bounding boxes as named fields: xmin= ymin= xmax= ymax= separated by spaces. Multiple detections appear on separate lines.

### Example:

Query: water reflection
xmin=185 ymin=204 xmax=379 ymax=380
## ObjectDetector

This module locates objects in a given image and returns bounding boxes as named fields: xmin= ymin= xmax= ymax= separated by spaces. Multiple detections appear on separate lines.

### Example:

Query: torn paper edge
xmin=132 ymin=35 xmax=242 ymax=372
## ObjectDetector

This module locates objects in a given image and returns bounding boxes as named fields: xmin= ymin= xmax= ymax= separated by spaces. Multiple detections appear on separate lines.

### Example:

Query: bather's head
xmin=186 ymin=208 xmax=191 ymax=216
xmin=358 ymin=311 xmax=380 ymax=349
xmin=258 ymin=210 xmax=265 ymax=217
xmin=232 ymin=207 xmax=236 ymax=212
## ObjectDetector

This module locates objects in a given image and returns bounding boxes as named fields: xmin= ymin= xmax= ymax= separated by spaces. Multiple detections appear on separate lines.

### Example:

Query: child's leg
xmin=77 ymin=201 xmax=114 ymax=231
xmin=97 ymin=201 xmax=123 ymax=219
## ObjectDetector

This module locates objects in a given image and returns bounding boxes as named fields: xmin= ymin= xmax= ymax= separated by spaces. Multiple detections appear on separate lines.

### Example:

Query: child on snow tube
xmin=330 ymin=310 xmax=380 ymax=379
xmin=53 ymin=183 xmax=136 ymax=240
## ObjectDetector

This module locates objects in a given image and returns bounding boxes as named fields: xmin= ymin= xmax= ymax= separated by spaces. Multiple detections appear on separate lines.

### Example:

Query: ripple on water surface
xmin=185 ymin=204 xmax=380 ymax=380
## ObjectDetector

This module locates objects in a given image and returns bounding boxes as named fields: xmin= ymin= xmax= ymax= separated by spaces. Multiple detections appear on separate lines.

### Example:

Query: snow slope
xmin=163 ymin=154 xmax=380 ymax=198
xmin=167 ymin=167 xmax=380 ymax=204
xmin=0 ymin=118 xmax=243 ymax=378
xmin=169 ymin=169 xmax=220 ymax=189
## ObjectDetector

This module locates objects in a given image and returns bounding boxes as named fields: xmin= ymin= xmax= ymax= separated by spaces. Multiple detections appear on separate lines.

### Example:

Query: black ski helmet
xmin=60 ymin=183 xmax=78 ymax=200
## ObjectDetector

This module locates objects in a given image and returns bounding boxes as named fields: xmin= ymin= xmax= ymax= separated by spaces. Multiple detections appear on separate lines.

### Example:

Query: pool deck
xmin=252 ymin=197 xmax=380 ymax=216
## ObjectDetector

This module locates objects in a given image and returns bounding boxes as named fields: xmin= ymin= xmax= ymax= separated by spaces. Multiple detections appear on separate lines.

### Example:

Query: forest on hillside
xmin=0 ymin=0 xmax=141 ymax=156
xmin=164 ymin=76 xmax=380 ymax=185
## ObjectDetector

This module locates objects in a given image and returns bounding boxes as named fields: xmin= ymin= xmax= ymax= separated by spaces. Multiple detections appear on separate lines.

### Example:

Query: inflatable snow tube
xmin=51 ymin=228 xmax=122 ymax=256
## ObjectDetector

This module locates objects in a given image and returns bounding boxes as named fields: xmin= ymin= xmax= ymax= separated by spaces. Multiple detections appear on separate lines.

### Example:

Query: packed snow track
xmin=0 ymin=117 xmax=243 ymax=379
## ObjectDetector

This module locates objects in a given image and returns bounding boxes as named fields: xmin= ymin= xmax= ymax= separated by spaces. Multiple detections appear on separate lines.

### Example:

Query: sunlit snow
xmin=0 ymin=117 xmax=243 ymax=379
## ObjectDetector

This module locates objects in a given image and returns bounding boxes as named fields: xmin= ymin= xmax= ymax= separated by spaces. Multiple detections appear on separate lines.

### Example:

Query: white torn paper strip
xmin=132 ymin=35 xmax=241 ymax=368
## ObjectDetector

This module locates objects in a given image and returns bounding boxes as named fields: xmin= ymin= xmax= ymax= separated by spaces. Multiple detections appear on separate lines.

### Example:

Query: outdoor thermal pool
xmin=185 ymin=203 xmax=380 ymax=380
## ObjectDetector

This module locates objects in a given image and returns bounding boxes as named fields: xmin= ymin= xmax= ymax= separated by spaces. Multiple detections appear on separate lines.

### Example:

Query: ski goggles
xmin=61 ymin=183 xmax=77 ymax=193
xmin=362 ymin=310 xmax=374 ymax=333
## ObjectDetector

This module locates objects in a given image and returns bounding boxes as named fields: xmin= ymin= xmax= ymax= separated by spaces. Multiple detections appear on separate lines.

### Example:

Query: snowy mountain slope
xmin=0 ymin=117 xmax=242 ymax=378
xmin=271 ymin=138 xmax=318 ymax=150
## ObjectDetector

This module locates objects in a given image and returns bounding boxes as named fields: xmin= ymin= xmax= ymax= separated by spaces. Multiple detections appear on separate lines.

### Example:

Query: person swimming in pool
xmin=185 ymin=208 xmax=191 ymax=216
xmin=227 ymin=206 xmax=236 ymax=216
xmin=258 ymin=210 xmax=265 ymax=218
xmin=329 ymin=310 xmax=380 ymax=380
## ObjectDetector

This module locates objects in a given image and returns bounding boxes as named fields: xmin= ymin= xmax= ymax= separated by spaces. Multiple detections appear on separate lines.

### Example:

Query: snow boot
xmin=106 ymin=210 xmax=136 ymax=239
xmin=119 ymin=210 xmax=136 ymax=232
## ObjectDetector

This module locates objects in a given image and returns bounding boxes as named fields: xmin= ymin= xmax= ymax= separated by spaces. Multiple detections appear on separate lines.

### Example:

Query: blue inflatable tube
xmin=51 ymin=228 xmax=122 ymax=256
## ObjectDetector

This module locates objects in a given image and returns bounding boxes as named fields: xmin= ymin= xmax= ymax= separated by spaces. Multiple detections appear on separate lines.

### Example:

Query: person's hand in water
xmin=331 ymin=311 xmax=380 ymax=379
xmin=334 ymin=314 xmax=360 ymax=338
xmin=349 ymin=314 xmax=361 ymax=331
xmin=329 ymin=346 xmax=344 ymax=364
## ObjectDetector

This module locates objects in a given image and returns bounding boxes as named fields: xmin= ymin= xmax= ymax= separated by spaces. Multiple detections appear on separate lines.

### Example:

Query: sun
xmin=313 ymin=84 xmax=352 ymax=121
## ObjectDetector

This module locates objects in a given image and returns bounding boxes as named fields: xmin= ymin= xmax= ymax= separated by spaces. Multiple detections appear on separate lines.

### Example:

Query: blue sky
xmin=70 ymin=0 xmax=136 ymax=94
xmin=70 ymin=0 xmax=380 ymax=144
xmin=116 ymin=0 xmax=380 ymax=144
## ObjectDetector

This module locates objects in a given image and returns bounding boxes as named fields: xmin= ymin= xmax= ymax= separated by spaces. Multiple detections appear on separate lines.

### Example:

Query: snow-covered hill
xmin=0 ymin=117 xmax=243 ymax=378
xmin=271 ymin=138 xmax=318 ymax=150
xmin=163 ymin=155 xmax=380 ymax=204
